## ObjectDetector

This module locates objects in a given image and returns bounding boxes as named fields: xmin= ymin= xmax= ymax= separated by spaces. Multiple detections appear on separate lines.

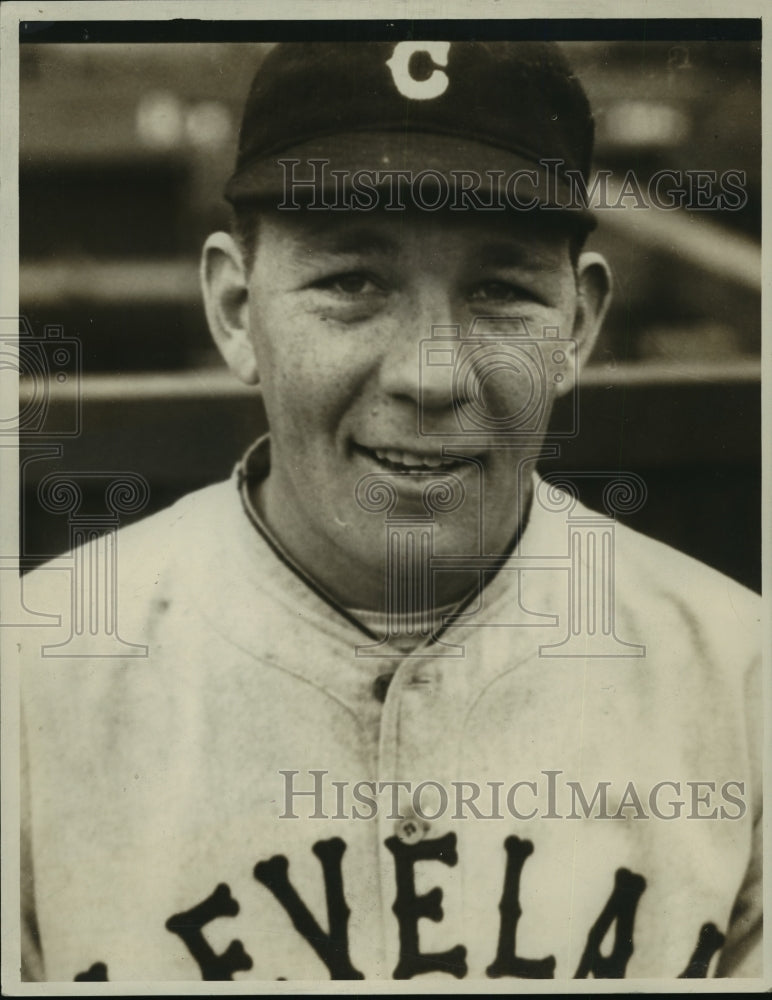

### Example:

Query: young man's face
xmin=204 ymin=207 xmax=609 ymax=609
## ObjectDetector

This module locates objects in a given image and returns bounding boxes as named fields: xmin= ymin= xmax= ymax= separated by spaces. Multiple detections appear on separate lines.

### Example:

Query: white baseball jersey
xmin=20 ymin=439 xmax=762 ymax=983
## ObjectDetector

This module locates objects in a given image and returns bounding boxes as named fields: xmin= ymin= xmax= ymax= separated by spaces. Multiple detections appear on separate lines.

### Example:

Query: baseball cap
xmin=224 ymin=41 xmax=595 ymax=226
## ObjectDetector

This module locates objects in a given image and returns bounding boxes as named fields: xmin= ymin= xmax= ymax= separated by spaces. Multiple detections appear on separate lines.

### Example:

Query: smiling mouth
xmin=354 ymin=444 xmax=476 ymax=474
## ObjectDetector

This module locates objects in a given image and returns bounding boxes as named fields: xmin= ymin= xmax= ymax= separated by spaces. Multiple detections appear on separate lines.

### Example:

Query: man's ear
xmin=200 ymin=231 xmax=260 ymax=385
xmin=570 ymin=250 xmax=613 ymax=372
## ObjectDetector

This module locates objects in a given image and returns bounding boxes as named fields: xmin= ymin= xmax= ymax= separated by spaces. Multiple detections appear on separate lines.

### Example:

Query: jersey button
xmin=395 ymin=814 xmax=429 ymax=845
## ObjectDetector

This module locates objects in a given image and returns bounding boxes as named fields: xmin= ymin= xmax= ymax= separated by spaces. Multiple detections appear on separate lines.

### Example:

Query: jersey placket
xmin=375 ymin=651 xmax=468 ymax=982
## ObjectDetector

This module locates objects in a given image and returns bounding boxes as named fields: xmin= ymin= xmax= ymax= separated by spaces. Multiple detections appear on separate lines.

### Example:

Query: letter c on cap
xmin=386 ymin=42 xmax=450 ymax=100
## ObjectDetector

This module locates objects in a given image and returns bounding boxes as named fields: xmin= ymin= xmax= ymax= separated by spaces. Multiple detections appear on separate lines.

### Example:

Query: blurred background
xmin=18 ymin=40 xmax=761 ymax=590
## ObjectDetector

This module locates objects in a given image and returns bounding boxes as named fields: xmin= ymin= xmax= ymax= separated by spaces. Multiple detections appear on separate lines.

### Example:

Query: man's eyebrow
xmin=475 ymin=240 xmax=561 ymax=270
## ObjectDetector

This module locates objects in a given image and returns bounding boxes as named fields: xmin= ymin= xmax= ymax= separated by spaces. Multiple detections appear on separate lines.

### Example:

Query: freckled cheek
xmin=253 ymin=320 xmax=375 ymax=447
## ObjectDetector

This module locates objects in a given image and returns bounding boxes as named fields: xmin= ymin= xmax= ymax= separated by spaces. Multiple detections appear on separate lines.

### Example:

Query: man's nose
xmin=377 ymin=289 xmax=460 ymax=409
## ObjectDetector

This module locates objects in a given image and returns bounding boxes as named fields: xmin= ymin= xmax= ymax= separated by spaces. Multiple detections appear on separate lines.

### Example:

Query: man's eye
xmin=469 ymin=281 xmax=538 ymax=304
xmin=314 ymin=273 xmax=382 ymax=296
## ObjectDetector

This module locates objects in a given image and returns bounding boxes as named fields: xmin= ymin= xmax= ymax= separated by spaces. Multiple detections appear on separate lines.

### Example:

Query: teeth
xmin=373 ymin=447 xmax=453 ymax=470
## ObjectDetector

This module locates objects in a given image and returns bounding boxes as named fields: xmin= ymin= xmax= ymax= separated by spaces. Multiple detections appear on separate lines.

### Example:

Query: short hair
xmin=231 ymin=203 xmax=262 ymax=276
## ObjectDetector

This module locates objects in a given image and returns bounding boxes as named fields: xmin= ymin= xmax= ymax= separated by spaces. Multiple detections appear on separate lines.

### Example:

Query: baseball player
xmin=20 ymin=41 xmax=761 ymax=983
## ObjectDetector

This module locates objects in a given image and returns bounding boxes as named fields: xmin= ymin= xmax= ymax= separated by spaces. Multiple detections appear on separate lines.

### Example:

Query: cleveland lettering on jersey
xmin=76 ymin=835 xmax=726 ymax=981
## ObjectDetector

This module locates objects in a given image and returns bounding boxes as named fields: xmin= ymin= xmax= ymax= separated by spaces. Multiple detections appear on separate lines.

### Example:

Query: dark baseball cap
xmin=225 ymin=41 xmax=595 ymax=225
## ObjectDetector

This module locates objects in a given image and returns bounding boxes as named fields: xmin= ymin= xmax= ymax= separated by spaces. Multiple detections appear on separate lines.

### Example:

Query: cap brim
xmin=225 ymin=131 xmax=595 ymax=229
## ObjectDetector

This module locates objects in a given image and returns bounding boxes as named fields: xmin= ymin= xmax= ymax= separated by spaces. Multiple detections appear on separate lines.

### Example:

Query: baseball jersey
xmin=20 ymin=438 xmax=762 ymax=983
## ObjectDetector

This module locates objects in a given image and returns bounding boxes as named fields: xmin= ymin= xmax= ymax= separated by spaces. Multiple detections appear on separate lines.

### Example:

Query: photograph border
xmin=1 ymin=1 xmax=769 ymax=994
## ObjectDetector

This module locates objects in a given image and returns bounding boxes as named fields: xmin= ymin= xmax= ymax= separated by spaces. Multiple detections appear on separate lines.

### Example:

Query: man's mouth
xmin=354 ymin=444 xmax=475 ymax=474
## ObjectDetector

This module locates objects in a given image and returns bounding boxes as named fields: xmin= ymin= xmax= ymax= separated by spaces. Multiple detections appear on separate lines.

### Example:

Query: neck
xmin=250 ymin=474 xmax=531 ymax=615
